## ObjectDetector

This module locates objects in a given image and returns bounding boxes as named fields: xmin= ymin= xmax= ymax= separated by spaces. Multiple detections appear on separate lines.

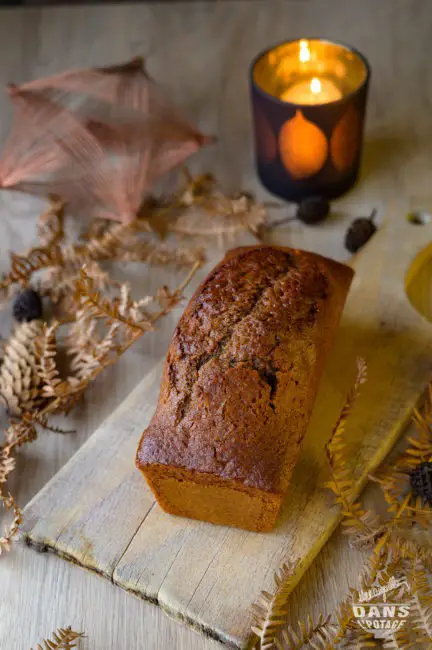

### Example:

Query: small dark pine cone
xmin=345 ymin=209 xmax=377 ymax=253
xmin=296 ymin=196 xmax=330 ymax=225
xmin=12 ymin=288 xmax=43 ymax=323
xmin=410 ymin=461 xmax=432 ymax=505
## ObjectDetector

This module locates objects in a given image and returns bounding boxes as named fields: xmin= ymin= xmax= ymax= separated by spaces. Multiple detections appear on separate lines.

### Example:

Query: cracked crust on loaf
xmin=136 ymin=245 xmax=354 ymax=532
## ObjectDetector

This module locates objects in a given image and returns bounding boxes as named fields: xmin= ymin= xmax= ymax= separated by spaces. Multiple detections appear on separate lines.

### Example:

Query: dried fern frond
xmin=324 ymin=359 xmax=381 ymax=547
xmin=326 ymin=593 xmax=360 ymax=649
xmin=398 ymin=413 xmax=432 ymax=472
xmin=116 ymin=240 xmax=204 ymax=267
xmin=387 ymin=531 xmax=432 ymax=570
xmin=63 ymin=219 xmax=149 ymax=265
xmin=0 ymin=246 xmax=63 ymax=292
xmin=171 ymin=199 xmax=266 ymax=238
xmin=168 ymin=178 xmax=266 ymax=239
xmin=336 ymin=629 xmax=379 ymax=649
xmin=325 ymin=497 xmax=414 ymax=649
xmin=274 ymin=613 xmax=336 ymax=649
xmin=0 ymin=195 xmax=64 ymax=294
xmin=0 ymin=197 xmax=65 ymax=295
xmin=368 ymin=483 xmax=432 ymax=531
xmin=153 ymin=168 xmax=266 ymax=240
xmin=33 ymin=262 xmax=198 ymax=417
xmin=370 ymin=384 xmax=432 ymax=529
xmin=367 ymin=471 xmax=431 ymax=532
xmin=176 ymin=169 xmax=217 ymax=206
xmin=30 ymin=626 xmax=85 ymax=650
xmin=36 ymin=321 xmax=69 ymax=400
xmin=383 ymin=384 xmax=432 ymax=480
xmin=369 ymin=468 xmax=408 ymax=514
xmin=251 ymin=562 xmax=298 ymax=650
xmin=326 ymin=357 xmax=367 ymax=460
xmin=0 ymin=448 xmax=15 ymax=484
xmin=381 ymin=628 xmax=413 ymax=650
xmin=1 ymin=218 xmax=139 ymax=296
xmin=38 ymin=260 xmax=111 ymax=316
xmin=5 ymin=417 xmax=38 ymax=451
xmin=407 ymin=562 xmax=432 ymax=643
xmin=2 ymin=204 xmax=200 ymax=316
xmin=34 ymin=320 xmax=88 ymax=411
xmin=329 ymin=583 xmax=385 ymax=648
xmin=398 ymin=501 xmax=432 ymax=530
xmin=154 ymin=261 xmax=200 ymax=316
xmin=0 ymin=418 xmax=38 ymax=554
xmin=74 ymin=268 xmax=151 ymax=332
xmin=37 ymin=195 xmax=65 ymax=247
xmin=0 ymin=493 xmax=22 ymax=554
xmin=61 ymin=220 xmax=201 ymax=288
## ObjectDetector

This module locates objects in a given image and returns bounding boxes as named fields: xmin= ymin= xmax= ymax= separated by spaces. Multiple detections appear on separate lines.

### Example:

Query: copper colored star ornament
xmin=0 ymin=57 xmax=215 ymax=223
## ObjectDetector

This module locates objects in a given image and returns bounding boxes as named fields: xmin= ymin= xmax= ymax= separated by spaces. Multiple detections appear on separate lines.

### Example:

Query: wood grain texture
xmin=1 ymin=1 xmax=432 ymax=648
xmin=21 ymin=215 xmax=432 ymax=647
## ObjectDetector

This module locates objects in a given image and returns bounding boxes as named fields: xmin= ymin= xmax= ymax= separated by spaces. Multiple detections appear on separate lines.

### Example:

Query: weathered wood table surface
xmin=0 ymin=1 xmax=430 ymax=648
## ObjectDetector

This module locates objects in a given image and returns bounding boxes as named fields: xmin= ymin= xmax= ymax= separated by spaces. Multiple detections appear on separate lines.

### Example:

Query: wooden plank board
xmin=21 ymin=217 xmax=432 ymax=649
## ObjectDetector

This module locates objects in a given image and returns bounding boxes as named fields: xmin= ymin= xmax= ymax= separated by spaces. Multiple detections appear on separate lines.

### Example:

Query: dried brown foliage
xmin=252 ymin=563 xmax=299 ymax=649
xmin=274 ymin=614 xmax=336 ymax=649
xmin=0 ymin=493 xmax=22 ymax=555
xmin=0 ymin=258 xmax=198 ymax=553
xmin=0 ymin=168 xmax=267 ymax=317
xmin=251 ymin=363 xmax=432 ymax=649
xmin=0 ymin=196 xmax=201 ymax=310
xmin=30 ymin=626 xmax=84 ymax=650
xmin=324 ymin=358 xmax=383 ymax=548
xmin=164 ymin=169 xmax=266 ymax=240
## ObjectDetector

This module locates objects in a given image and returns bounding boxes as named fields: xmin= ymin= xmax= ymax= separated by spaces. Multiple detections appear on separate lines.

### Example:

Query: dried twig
xmin=252 ymin=563 xmax=299 ymax=650
xmin=324 ymin=359 xmax=382 ymax=547
xmin=0 ymin=493 xmax=22 ymax=555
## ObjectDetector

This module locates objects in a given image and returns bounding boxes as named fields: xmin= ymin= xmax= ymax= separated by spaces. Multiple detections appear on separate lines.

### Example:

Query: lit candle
xmin=250 ymin=37 xmax=370 ymax=200
xmin=281 ymin=76 xmax=342 ymax=105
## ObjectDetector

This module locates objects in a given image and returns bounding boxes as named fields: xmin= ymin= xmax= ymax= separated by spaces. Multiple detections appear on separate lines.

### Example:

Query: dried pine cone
xmin=13 ymin=288 xmax=42 ymax=323
xmin=0 ymin=320 xmax=44 ymax=416
xmin=344 ymin=209 xmax=377 ymax=253
xmin=410 ymin=461 xmax=432 ymax=505
xmin=296 ymin=196 xmax=330 ymax=225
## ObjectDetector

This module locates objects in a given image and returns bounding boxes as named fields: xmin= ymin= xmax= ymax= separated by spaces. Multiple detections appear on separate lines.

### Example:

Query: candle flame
xmin=299 ymin=40 xmax=311 ymax=63
xmin=310 ymin=77 xmax=321 ymax=94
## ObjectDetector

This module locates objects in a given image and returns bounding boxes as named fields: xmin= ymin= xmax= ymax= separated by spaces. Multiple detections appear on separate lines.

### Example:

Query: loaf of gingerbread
xmin=136 ymin=245 xmax=353 ymax=532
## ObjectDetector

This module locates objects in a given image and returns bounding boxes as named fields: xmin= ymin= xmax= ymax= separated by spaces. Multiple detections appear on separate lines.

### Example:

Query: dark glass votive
xmin=250 ymin=39 xmax=370 ymax=202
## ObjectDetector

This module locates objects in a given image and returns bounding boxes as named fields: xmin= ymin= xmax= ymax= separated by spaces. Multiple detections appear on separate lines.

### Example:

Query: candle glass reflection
xmin=250 ymin=39 xmax=370 ymax=201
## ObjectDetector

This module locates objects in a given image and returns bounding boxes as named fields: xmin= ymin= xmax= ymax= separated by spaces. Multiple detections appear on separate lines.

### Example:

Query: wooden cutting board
xmin=21 ymin=217 xmax=432 ymax=649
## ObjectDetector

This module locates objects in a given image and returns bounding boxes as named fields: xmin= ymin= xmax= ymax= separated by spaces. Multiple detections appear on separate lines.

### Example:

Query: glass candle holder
xmin=250 ymin=39 xmax=370 ymax=201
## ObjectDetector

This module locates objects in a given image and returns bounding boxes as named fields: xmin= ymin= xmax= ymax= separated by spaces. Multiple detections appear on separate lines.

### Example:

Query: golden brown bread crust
xmin=136 ymin=245 xmax=353 ymax=529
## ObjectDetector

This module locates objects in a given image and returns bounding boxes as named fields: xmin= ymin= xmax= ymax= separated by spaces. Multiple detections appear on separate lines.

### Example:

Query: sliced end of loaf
xmin=139 ymin=463 xmax=281 ymax=532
